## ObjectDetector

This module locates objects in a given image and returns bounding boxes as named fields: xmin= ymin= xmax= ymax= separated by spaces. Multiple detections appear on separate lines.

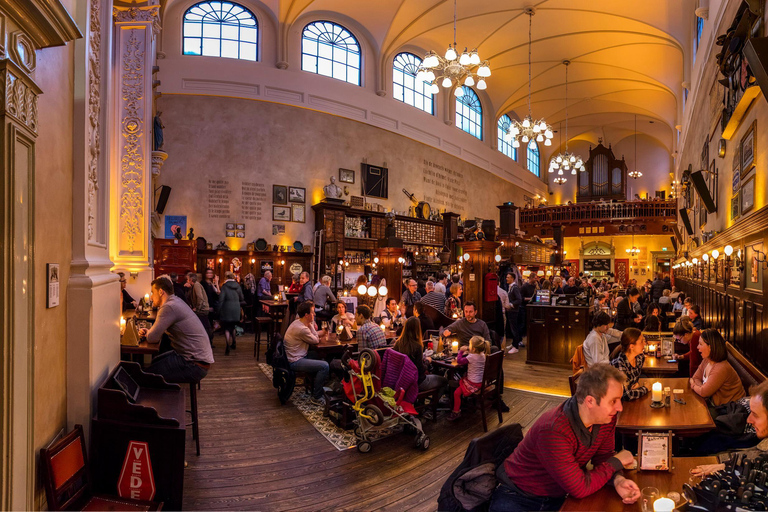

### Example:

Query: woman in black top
xmin=393 ymin=317 xmax=447 ymax=393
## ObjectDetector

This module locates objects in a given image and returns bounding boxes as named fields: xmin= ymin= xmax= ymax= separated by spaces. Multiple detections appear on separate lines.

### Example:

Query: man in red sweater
xmin=490 ymin=364 xmax=640 ymax=511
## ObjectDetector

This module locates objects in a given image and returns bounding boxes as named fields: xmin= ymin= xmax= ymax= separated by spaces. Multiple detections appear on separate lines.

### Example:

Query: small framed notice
xmin=638 ymin=431 xmax=673 ymax=471
xmin=47 ymin=263 xmax=60 ymax=308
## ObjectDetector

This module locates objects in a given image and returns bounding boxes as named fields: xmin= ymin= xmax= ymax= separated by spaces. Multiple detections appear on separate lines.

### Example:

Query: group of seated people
xmin=283 ymin=297 xmax=495 ymax=414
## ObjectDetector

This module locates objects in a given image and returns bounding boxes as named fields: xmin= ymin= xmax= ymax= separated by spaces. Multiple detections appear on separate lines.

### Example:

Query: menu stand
xmin=91 ymin=361 xmax=186 ymax=510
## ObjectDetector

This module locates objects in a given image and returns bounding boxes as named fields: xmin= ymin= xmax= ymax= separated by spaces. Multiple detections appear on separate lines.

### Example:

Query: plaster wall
xmin=157 ymin=94 xmax=532 ymax=250
xmin=563 ymin=235 xmax=675 ymax=277
xmin=31 ymin=1 xmax=76 ymax=506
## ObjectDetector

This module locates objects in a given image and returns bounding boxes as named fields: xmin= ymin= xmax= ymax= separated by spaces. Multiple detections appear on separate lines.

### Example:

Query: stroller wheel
xmin=353 ymin=426 xmax=362 ymax=438
xmin=416 ymin=434 xmax=430 ymax=450
xmin=421 ymin=435 xmax=430 ymax=450
xmin=357 ymin=441 xmax=372 ymax=453
xmin=358 ymin=349 xmax=378 ymax=373
xmin=363 ymin=405 xmax=384 ymax=426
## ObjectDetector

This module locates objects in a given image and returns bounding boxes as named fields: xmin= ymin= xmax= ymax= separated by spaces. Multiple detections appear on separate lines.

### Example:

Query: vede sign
xmin=117 ymin=441 xmax=156 ymax=501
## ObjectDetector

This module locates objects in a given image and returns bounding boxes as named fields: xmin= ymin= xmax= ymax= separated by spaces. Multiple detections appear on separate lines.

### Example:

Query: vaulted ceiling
xmin=162 ymin=0 xmax=696 ymax=155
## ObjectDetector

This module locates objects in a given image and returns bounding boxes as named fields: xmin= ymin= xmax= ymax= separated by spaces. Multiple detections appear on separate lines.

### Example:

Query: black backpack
xmin=268 ymin=333 xmax=295 ymax=405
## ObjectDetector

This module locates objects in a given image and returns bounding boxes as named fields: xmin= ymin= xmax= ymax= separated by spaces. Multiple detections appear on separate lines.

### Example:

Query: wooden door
xmin=614 ymin=259 xmax=629 ymax=286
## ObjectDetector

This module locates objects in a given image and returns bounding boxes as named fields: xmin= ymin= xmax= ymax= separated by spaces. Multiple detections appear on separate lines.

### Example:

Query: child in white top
xmin=448 ymin=335 xmax=489 ymax=421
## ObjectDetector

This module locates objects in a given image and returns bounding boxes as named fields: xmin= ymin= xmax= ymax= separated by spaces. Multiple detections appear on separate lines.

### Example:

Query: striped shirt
xmin=420 ymin=291 xmax=446 ymax=313
xmin=610 ymin=352 xmax=648 ymax=401
xmin=501 ymin=397 xmax=622 ymax=498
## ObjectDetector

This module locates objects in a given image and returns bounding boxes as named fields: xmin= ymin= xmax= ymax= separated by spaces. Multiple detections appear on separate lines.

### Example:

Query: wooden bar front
xmin=526 ymin=304 xmax=590 ymax=368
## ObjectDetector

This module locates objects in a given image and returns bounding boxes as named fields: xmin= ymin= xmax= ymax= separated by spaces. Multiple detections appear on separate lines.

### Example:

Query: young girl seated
xmin=448 ymin=335 xmax=490 ymax=421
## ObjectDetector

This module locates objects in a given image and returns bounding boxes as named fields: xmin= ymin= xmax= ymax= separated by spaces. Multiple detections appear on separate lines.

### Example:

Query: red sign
xmin=117 ymin=441 xmax=156 ymax=501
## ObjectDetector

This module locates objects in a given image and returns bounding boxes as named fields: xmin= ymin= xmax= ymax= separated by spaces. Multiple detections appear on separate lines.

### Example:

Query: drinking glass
xmin=641 ymin=487 xmax=659 ymax=512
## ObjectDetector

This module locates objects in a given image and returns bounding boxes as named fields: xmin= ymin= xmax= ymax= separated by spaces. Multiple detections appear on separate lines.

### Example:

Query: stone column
xmin=110 ymin=3 xmax=160 ymax=292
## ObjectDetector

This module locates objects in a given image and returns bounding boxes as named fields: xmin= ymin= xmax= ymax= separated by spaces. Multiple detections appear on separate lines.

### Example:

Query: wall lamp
xmin=753 ymin=246 xmax=768 ymax=269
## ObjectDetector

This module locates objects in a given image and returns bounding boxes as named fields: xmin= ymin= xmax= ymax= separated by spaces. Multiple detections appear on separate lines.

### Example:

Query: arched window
xmin=183 ymin=1 xmax=258 ymax=61
xmin=527 ymin=140 xmax=540 ymax=177
xmin=302 ymin=21 xmax=361 ymax=85
xmin=393 ymin=53 xmax=433 ymax=114
xmin=455 ymin=87 xmax=482 ymax=140
xmin=497 ymin=115 xmax=516 ymax=160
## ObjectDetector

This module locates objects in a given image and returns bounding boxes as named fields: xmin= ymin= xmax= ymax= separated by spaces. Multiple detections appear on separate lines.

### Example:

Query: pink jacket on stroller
xmin=381 ymin=349 xmax=419 ymax=404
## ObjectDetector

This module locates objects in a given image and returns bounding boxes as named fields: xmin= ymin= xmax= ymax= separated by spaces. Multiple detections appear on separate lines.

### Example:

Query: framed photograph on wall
xmin=273 ymin=205 xmax=291 ymax=222
xmin=272 ymin=224 xmax=285 ymax=235
xmin=741 ymin=121 xmax=755 ymax=172
xmin=731 ymin=191 xmax=740 ymax=221
xmin=292 ymin=204 xmax=306 ymax=223
xmin=361 ymin=163 xmax=389 ymax=199
xmin=339 ymin=168 xmax=355 ymax=184
xmin=225 ymin=230 xmax=235 ymax=238
xmin=273 ymin=185 xmax=287 ymax=205
xmin=746 ymin=243 xmax=763 ymax=291
xmin=289 ymin=186 xmax=306 ymax=203
xmin=741 ymin=176 xmax=755 ymax=214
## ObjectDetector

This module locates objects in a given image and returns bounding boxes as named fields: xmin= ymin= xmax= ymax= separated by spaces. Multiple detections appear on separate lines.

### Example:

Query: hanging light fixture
xmin=628 ymin=114 xmax=643 ymax=179
xmin=549 ymin=61 xmax=583 ymax=185
xmin=507 ymin=7 xmax=553 ymax=149
xmin=415 ymin=0 xmax=491 ymax=95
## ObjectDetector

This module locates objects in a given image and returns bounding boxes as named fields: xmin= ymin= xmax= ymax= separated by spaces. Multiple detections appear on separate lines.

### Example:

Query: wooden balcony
xmin=520 ymin=200 xmax=678 ymax=237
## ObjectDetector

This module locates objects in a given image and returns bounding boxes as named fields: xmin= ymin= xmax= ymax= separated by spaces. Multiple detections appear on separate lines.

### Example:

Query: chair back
xmin=40 ymin=424 xmax=91 ymax=511
xmin=568 ymin=367 xmax=584 ymax=396
xmin=481 ymin=351 xmax=504 ymax=390
xmin=570 ymin=344 xmax=586 ymax=374
xmin=421 ymin=303 xmax=453 ymax=329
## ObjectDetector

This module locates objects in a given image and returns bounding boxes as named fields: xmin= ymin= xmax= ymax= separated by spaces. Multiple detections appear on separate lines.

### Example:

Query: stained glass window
xmin=302 ymin=21 xmax=361 ymax=85
xmin=393 ymin=53 xmax=433 ymax=114
xmin=183 ymin=1 xmax=258 ymax=61
xmin=497 ymin=115 xmax=517 ymax=159
xmin=455 ymin=87 xmax=482 ymax=140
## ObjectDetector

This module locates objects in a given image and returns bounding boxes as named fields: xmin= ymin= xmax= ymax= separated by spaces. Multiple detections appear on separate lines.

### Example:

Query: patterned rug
xmin=257 ymin=363 xmax=404 ymax=451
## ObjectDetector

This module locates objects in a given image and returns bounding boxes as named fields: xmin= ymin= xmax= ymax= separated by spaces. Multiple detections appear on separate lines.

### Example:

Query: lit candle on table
xmin=274 ymin=294 xmax=279 ymax=301
xmin=380 ymin=324 xmax=386 ymax=331
xmin=652 ymin=382 xmax=662 ymax=403
xmin=144 ymin=293 xmax=150 ymax=303
xmin=451 ymin=341 xmax=459 ymax=354
xmin=120 ymin=317 xmax=126 ymax=335
xmin=653 ymin=497 xmax=675 ymax=512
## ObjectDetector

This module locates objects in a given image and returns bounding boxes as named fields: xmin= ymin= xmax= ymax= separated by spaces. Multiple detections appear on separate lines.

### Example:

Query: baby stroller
xmin=341 ymin=348 xmax=430 ymax=453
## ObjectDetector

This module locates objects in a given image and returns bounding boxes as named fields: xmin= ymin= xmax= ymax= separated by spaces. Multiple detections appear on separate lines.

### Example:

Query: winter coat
xmin=218 ymin=280 xmax=245 ymax=322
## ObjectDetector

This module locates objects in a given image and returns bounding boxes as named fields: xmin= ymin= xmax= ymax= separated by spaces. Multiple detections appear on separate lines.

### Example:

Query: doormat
xmin=257 ymin=363 xmax=403 ymax=451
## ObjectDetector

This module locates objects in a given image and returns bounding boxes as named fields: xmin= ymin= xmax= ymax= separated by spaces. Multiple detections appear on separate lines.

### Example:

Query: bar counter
xmin=526 ymin=303 xmax=590 ymax=368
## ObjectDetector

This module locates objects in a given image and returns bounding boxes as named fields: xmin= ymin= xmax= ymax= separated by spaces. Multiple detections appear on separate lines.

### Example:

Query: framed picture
xmin=292 ymin=203 xmax=306 ymax=223
xmin=361 ymin=163 xmax=389 ymax=199
xmin=289 ymin=186 xmax=306 ymax=203
xmin=741 ymin=121 xmax=755 ymax=173
xmin=236 ymin=223 xmax=245 ymax=230
xmin=732 ymin=154 xmax=740 ymax=193
xmin=225 ymin=230 xmax=235 ymax=238
xmin=273 ymin=206 xmax=291 ymax=221
xmin=339 ymin=168 xmax=355 ymax=184
xmin=747 ymin=243 xmax=763 ymax=291
xmin=731 ymin=191 xmax=740 ymax=221
xmin=741 ymin=176 xmax=755 ymax=214
xmin=272 ymin=224 xmax=285 ymax=235
xmin=273 ymin=185 xmax=287 ymax=205
xmin=236 ymin=232 xmax=245 ymax=238
xmin=47 ymin=263 xmax=60 ymax=308
xmin=225 ymin=222 xmax=235 ymax=230
xmin=165 ymin=215 xmax=187 ymax=239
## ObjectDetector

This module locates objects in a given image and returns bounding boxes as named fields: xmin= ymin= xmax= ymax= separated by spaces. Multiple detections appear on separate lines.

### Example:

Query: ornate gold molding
xmin=113 ymin=5 xmax=160 ymax=34
xmin=87 ymin=0 xmax=101 ymax=243
xmin=0 ymin=59 xmax=41 ymax=135
xmin=0 ymin=0 xmax=81 ymax=49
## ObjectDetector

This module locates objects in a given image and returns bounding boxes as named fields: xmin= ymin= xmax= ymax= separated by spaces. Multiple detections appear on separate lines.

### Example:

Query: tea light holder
xmin=451 ymin=341 xmax=459 ymax=354
xmin=274 ymin=294 xmax=279 ymax=301
xmin=653 ymin=497 xmax=675 ymax=512
xmin=120 ymin=317 xmax=126 ymax=336
xmin=651 ymin=382 xmax=663 ymax=408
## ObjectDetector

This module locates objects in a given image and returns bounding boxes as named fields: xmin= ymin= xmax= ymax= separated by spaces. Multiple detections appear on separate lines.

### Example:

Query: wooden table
xmin=261 ymin=299 xmax=291 ymax=336
xmin=616 ymin=378 xmax=715 ymax=436
xmin=642 ymin=355 xmax=679 ymax=377
xmin=120 ymin=339 xmax=160 ymax=356
xmin=561 ymin=456 xmax=717 ymax=511
xmin=315 ymin=330 xmax=398 ymax=356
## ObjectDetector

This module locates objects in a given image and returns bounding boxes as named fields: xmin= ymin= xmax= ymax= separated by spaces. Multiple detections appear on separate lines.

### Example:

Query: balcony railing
xmin=520 ymin=200 xmax=677 ymax=226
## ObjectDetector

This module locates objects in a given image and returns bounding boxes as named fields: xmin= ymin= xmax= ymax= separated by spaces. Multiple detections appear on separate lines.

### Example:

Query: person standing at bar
xmin=506 ymin=273 xmax=522 ymax=354
xmin=185 ymin=272 xmax=214 ymax=347
xmin=401 ymin=279 xmax=421 ymax=317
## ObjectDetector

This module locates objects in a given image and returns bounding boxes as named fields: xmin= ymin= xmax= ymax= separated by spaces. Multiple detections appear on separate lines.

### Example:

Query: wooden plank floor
xmin=183 ymin=334 xmax=566 ymax=511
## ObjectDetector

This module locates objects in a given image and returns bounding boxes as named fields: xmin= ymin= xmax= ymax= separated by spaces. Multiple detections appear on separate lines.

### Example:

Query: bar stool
xmin=254 ymin=317 xmax=273 ymax=360
xmin=186 ymin=381 xmax=200 ymax=456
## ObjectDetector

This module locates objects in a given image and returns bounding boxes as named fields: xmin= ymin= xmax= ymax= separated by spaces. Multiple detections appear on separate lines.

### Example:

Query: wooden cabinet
xmin=153 ymin=239 xmax=196 ymax=277
xmin=526 ymin=305 xmax=590 ymax=368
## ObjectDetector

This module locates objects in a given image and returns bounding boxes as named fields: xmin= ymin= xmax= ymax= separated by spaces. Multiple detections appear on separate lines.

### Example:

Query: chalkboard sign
xmin=584 ymin=258 xmax=611 ymax=271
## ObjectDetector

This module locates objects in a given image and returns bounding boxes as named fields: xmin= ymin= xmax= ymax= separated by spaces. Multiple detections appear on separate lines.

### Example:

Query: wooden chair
xmin=568 ymin=367 xmax=584 ymax=396
xmin=40 ymin=424 xmax=163 ymax=511
xmin=421 ymin=303 xmax=454 ymax=329
xmin=477 ymin=350 xmax=505 ymax=432
xmin=570 ymin=344 xmax=586 ymax=374
xmin=415 ymin=387 xmax=440 ymax=422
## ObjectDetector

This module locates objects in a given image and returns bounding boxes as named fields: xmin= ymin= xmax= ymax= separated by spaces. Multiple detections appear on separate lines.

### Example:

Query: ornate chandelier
xmin=506 ymin=8 xmax=553 ymax=149
xmin=415 ymin=0 xmax=491 ymax=95
xmin=628 ymin=114 xmax=643 ymax=179
xmin=549 ymin=61 xmax=583 ymax=185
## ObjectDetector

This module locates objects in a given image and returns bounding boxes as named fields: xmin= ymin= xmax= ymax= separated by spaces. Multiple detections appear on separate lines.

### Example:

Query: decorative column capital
xmin=113 ymin=4 xmax=161 ymax=33
xmin=0 ymin=60 xmax=42 ymax=135
xmin=151 ymin=150 xmax=168 ymax=177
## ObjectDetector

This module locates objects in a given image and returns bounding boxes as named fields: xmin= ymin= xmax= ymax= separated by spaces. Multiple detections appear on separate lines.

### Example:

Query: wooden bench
xmin=726 ymin=341 xmax=767 ymax=392
xmin=422 ymin=303 xmax=454 ymax=329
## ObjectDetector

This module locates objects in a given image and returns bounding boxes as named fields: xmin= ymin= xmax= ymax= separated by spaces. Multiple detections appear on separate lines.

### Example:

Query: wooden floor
xmin=183 ymin=334 xmax=567 ymax=511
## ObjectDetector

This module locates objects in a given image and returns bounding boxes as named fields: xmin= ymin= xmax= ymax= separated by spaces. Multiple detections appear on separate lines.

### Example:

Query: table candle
xmin=380 ymin=324 xmax=385 ymax=331
xmin=653 ymin=497 xmax=675 ymax=511
xmin=120 ymin=317 xmax=126 ymax=335
xmin=451 ymin=341 xmax=459 ymax=353
xmin=652 ymin=382 xmax=662 ymax=403
xmin=144 ymin=293 xmax=150 ymax=302
xmin=274 ymin=294 xmax=279 ymax=301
